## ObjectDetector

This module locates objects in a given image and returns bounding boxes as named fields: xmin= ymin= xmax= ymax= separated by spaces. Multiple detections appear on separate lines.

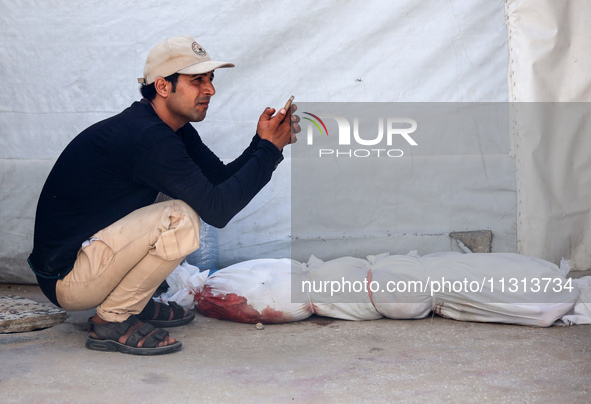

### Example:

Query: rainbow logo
xmin=303 ymin=112 xmax=329 ymax=136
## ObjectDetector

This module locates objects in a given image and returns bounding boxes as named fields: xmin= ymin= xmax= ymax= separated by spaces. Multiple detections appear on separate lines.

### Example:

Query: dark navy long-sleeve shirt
xmin=28 ymin=99 xmax=283 ymax=305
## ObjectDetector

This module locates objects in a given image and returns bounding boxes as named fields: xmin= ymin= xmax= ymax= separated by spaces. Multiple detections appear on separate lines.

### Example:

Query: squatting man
xmin=28 ymin=36 xmax=300 ymax=355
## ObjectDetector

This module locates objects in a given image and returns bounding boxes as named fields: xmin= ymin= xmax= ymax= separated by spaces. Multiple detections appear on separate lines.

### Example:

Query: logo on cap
xmin=192 ymin=42 xmax=207 ymax=56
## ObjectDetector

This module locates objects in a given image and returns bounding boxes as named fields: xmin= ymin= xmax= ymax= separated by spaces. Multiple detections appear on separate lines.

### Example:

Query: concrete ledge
xmin=0 ymin=295 xmax=66 ymax=333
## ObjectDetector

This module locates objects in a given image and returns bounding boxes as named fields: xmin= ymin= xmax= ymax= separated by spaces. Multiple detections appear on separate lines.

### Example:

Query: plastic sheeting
xmin=290 ymin=102 xmax=517 ymax=263
xmin=1 ymin=0 xmax=589 ymax=283
xmin=506 ymin=0 xmax=591 ymax=271
xmin=0 ymin=0 xmax=511 ymax=282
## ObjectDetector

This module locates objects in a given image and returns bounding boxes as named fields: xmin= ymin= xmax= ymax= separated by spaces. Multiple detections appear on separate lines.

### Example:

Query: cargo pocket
xmin=151 ymin=211 xmax=200 ymax=261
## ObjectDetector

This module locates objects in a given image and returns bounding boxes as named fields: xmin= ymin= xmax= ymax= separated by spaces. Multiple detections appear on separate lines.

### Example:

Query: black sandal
xmin=137 ymin=300 xmax=195 ymax=328
xmin=86 ymin=316 xmax=182 ymax=355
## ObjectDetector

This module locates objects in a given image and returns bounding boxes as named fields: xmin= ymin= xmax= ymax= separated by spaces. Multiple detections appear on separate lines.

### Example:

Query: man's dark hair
xmin=140 ymin=73 xmax=180 ymax=100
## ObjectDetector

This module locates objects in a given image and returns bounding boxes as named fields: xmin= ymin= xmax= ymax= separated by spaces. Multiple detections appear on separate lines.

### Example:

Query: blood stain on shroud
xmin=197 ymin=285 xmax=287 ymax=324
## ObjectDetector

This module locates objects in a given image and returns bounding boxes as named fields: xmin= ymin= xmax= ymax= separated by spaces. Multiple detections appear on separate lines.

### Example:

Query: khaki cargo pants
xmin=55 ymin=199 xmax=201 ymax=322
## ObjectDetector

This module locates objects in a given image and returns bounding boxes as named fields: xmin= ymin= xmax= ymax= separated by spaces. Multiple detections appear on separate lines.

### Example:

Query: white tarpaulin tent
xmin=1 ymin=0 xmax=590 ymax=283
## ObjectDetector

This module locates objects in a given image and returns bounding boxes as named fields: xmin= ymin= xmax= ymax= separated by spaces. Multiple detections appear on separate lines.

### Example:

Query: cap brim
xmin=177 ymin=61 xmax=235 ymax=75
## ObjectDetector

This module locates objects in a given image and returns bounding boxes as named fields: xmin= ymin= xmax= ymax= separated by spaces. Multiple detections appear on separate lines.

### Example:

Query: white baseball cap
xmin=138 ymin=36 xmax=234 ymax=85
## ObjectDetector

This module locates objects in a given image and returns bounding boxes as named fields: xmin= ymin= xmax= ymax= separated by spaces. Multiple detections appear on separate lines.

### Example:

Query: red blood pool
xmin=197 ymin=285 xmax=287 ymax=324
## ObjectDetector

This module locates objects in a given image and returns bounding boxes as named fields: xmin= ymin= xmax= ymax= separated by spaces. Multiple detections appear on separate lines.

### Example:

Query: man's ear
xmin=154 ymin=77 xmax=170 ymax=98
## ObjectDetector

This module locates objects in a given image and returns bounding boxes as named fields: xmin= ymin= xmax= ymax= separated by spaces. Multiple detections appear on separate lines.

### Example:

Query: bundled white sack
xmin=421 ymin=252 xmax=579 ymax=327
xmin=160 ymin=252 xmax=583 ymax=328
xmin=196 ymin=258 xmax=313 ymax=324
xmin=304 ymin=255 xmax=382 ymax=321
xmin=369 ymin=252 xmax=432 ymax=319
xmin=557 ymin=275 xmax=591 ymax=325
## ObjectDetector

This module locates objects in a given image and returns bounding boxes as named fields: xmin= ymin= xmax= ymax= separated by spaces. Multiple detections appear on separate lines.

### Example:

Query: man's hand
xmin=257 ymin=104 xmax=301 ymax=151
